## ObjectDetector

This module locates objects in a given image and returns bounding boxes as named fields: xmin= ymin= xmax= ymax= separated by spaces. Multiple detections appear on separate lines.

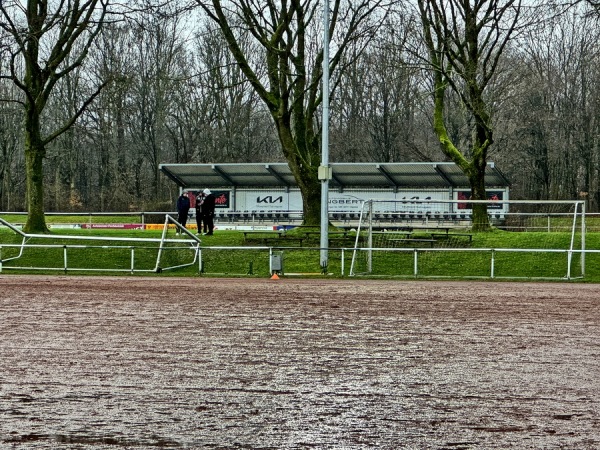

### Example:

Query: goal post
xmin=350 ymin=198 xmax=586 ymax=280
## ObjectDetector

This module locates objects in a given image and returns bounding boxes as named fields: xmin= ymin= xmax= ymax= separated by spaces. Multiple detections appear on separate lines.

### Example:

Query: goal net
xmin=349 ymin=199 xmax=586 ymax=280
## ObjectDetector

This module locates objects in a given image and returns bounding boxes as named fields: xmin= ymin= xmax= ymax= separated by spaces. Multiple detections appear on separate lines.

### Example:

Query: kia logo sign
xmin=256 ymin=196 xmax=283 ymax=204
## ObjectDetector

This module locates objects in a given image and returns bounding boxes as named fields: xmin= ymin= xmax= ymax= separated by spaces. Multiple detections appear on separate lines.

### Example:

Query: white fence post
xmin=413 ymin=249 xmax=418 ymax=277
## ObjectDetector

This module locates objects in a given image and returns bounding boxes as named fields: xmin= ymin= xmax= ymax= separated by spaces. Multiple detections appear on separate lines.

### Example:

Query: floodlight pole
xmin=320 ymin=0 xmax=331 ymax=272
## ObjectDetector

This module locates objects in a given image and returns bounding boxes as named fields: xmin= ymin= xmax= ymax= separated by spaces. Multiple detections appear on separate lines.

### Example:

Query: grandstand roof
xmin=159 ymin=162 xmax=510 ymax=190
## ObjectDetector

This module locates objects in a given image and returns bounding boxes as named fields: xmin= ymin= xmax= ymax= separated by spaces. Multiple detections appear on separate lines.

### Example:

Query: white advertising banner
xmin=232 ymin=189 xmax=454 ymax=213
xmin=235 ymin=189 xmax=300 ymax=211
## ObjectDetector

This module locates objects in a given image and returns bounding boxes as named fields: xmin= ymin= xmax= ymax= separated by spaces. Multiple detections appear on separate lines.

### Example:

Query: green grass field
xmin=1 ymin=220 xmax=598 ymax=281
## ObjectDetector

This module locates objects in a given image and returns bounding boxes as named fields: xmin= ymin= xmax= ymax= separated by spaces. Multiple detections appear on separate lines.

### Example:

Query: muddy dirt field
xmin=0 ymin=275 xmax=598 ymax=449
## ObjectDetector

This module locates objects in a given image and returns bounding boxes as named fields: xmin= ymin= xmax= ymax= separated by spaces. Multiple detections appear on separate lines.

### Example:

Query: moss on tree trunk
xmin=468 ymin=162 xmax=491 ymax=232
xmin=23 ymin=136 xmax=49 ymax=233
xmin=275 ymin=116 xmax=322 ymax=226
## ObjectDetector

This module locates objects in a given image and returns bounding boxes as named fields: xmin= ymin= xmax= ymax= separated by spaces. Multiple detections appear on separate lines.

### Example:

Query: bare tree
xmin=330 ymin=13 xmax=435 ymax=163
xmin=0 ymin=87 xmax=24 ymax=211
xmin=500 ymin=7 xmax=600 ymax=207
xmin=125 ymin=6 xmax=189 ymax=197
xmin=362 ymin=16 xmax=431 ymax=162
xmin=196 ymin=0 xmax=389 ymax=225
xmin=0 ymin=0 xmax=109 ymax=232
xmin=416 ymin=0 xmax=523 ymax=230
xmin=85 ymin=23 xmax=137 ymax=211
xmin=186 ymin=23 xmax=278 ymax=163
xmin=43 ymin=45 xmax=93 ymax=212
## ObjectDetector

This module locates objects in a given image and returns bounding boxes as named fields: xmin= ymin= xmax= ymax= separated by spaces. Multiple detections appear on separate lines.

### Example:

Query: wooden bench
xmin=375 ymin=230 xmax=413 ymax=239
xmin=243 ymin=232 xmax=304 ymax=247
xmin=242 ymin=230 xmax=284 ymax=242
xmin=367 ymin=226 xmax=413 ymax=233
xmin=430 ymin=232 xmax=473 ymax=242
xmin=412 ymin=226 xmax=452 ymax=234
xmin=328 ymin=236 xmax=362 ymax=247
xmin=302 ymin=230 xmax=352 ymax=239
xmin=264 ymin=236 xmax=305 ymax=247
xmin=299 ymin=230 xmax=361 ymax=248
xmin=388 ymin=238 xmax=436 ymax=247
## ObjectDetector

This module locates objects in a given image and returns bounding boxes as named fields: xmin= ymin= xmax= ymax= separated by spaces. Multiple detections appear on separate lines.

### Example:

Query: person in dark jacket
xmin=202 ymin=188 xmax=216 ymax=235
xmin=195 ymin=192 xmax=205 ymax=235
xmin=176 ymin=192 xmax=190 ymax=231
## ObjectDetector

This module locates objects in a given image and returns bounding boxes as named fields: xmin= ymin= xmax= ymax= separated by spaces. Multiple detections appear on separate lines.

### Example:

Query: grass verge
xmin=0 ymin=226 xmax=596 ymax=281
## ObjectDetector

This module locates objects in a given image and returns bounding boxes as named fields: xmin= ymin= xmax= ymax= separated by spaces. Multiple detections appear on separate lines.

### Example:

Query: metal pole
xmin=413 ymin=249 xmax=418 ymax=277
xmin=581 ymin=201 xmax=586 ymax=277
xmin=320 ymin=0 xmax=331 ymax=271
xmin=367 ymin=201 xmax=373 ymax=273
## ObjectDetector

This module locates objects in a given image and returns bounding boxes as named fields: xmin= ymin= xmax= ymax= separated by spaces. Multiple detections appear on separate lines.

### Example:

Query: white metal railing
xmin=1 ymin=240 xmax=595 ymax=280
xmin=346 ymin=246 xmax=590 ymax=280
xmin=0 ymin=243 xmax=201 ymax=274
xmin=0 ymin=215 xmax=201 ymax=273
xmin=0 ymin=243 xmax=287 ymax=276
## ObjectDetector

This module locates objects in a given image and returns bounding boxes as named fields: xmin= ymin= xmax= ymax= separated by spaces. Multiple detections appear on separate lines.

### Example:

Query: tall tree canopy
xmin=417 ymin=0 xmax=522 ymax=230
xmin=0 ymin=0 xmax=109 ymax=232
xmin=0 ymin=1 xmax=598 ymax=217
xmin=196 ymin=0 xmax=389 ymax=225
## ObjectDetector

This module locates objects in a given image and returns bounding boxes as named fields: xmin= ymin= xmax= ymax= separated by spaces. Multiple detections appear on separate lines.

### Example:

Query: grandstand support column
xmin=320 ymin=0 xmax=331 ymax=272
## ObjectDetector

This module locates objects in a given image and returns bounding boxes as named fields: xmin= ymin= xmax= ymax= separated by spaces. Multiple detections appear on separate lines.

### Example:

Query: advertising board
xmin=183 ymin=187 xmax=509 ymax=215
xmin=455 ymin=190 xmax=506 ymax=210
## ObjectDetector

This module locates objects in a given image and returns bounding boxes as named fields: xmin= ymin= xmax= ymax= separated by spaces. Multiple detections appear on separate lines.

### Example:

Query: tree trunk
xmin=275 ymin=117 xmax=321 ymax=226
xmin=468 ymin=161 xmax=489 ymax=231
xmin=24 ymin=131 xmax=48 ymax=233
xmin=431 ymin=72 xmax=491 ymax=231
xmin=417 ymin=0 xmax=520 ymax=232
xmin=296 ymin=166 xmax=321 ymax=226
xmin=2 ymin=0 xmax=107 ymax=227
xmin=198 ymin=1 xmax=384 ymax=227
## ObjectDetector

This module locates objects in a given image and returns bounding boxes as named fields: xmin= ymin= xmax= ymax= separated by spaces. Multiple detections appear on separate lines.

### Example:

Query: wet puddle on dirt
xmin=0 ymin=276 xmax=598 ymax=448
